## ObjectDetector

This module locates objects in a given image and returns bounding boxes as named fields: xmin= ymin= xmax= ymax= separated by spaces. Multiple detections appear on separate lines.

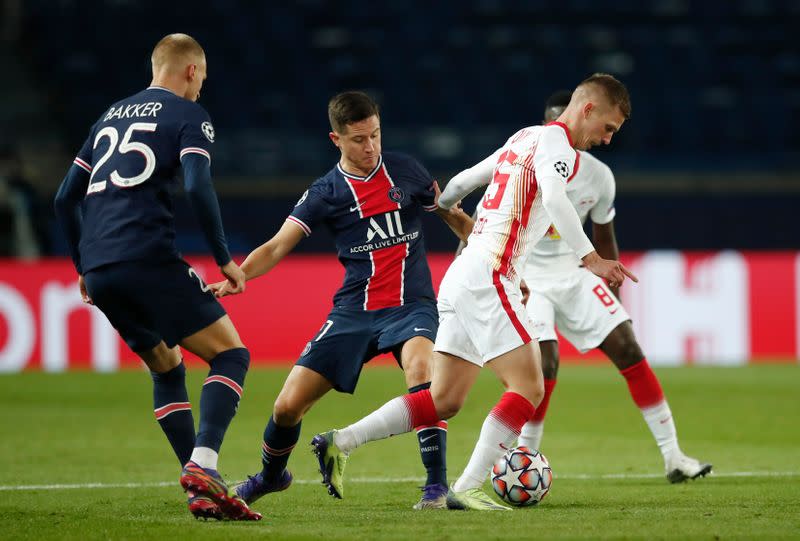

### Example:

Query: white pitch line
xmin=0 ymin=471 xmax=798 ymax=492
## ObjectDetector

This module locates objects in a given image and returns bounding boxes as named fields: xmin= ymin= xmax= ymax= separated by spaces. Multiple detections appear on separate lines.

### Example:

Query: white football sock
xmin=518 ymin=421 xmax=544 ymax=450
xmin=189 ymin=447 xmax=218 ymax=470
xmin=453 ymin=412 xmax=520 ymax=492
xmin=640 ymin=400 xmax=680 ymax=461
xmin=334 ymin=395 xmax=413 ymax=454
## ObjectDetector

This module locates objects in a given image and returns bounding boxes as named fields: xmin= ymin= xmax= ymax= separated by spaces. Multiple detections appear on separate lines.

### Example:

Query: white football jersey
xmin=461 ymin=122 xmax=580 ymax=281
xmin=523 ymin=150 xmax=616 ymax=277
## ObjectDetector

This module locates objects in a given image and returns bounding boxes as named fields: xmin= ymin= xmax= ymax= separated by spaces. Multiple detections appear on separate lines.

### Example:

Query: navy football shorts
xmin=83 ymin=258 xmax=226 ymax=352
xmin=295 ymin=300 xmax=438 ymax=393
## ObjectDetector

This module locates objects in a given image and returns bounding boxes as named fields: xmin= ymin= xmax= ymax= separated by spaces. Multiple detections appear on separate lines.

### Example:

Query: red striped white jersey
xmin=461 ymin=122 xmax=580 ymax=281
xmin=524 ymin=149 xmax=616 ymax=276
xmin=288 ymin=152 xmax=437 ymax=310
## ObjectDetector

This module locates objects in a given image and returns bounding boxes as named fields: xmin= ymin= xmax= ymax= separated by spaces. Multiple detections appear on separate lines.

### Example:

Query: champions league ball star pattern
xmin=491 ymin=446 xmax=553 ymax=506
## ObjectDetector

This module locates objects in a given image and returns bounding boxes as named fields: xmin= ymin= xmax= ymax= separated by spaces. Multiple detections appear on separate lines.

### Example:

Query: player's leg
xmin=179 ymin=314 xmax=248 ymax=471
xmin=394 ymin=316 xmax=448 ymax=508
xmin=138 ymin=343 xmax=196 ymax=467
xmin=518 ymin=340 xmax=559 ymax=451
xmin=235 ymin=365 xmax=333 ymax=504
xmin=331 ymin=350 xmax=478 ymax=452
xmin=599 ymin=321 xmax=712 ymax=482
xmin=83 ymin=263 xmax=230 ymax=519
xmin=451 ymin=341 xmax=543 ymax=496
xmin=518 ymin=289 xmax=560 ymax=451
xmin=177 ymin=314 xmax=261 ymax=520
xmin=313 ymin=350 xmax=478 ymax=499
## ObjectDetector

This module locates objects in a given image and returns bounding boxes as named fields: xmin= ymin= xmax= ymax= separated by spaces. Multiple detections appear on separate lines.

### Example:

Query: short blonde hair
xmin=576 ymin=73 xmax=631 ymax=119
xmin=151 ymin=33 xmax=205 ymax=70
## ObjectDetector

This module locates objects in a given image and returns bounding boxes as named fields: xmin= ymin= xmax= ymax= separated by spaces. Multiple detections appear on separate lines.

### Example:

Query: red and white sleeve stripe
xmin=423 ymin=203 xmax=438 ymax=212
xmin=73 ymin=157 xmax=92 ymax=173
xmin=286 ymin=216 xmax=311 ymax=236
xmin=180 ymin=147 xmax=211 ymax=163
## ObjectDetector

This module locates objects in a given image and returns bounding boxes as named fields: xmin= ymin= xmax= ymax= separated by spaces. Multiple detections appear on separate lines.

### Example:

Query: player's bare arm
xmin=210 ymin=221 xmax=305 ymax=297
xmin=433 ymin=180 xmax=476 ymax=242
xmin=592 ymin=220 xmax=621 ymax=297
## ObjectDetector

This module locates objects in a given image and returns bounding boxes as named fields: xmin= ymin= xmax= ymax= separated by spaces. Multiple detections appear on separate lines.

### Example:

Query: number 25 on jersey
xmin=88 ymin=123 xmax=158 ymax=194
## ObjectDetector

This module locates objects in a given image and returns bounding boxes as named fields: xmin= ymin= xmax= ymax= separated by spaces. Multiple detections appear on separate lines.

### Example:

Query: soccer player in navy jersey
xmin=210 ymin=91 xmax=449 ymax=509
xmin=53 ymin=33 xmax=260 ymax=521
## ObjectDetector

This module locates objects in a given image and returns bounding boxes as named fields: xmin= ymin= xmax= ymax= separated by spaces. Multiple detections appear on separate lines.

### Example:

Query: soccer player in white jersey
xmin=311 ymin=74 xmax=638 ymax=510
xmin=461 ymin=90 xmax=712 ymax=483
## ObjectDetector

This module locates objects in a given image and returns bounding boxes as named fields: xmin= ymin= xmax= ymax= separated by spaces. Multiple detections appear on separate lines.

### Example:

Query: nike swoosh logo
xmin=414 ymin=327 xmax=431 ymax=332
xmin=609 ymin=308 xmax=619 ymax=314
xmin=420 ymin=434 xmax=437 ymax=443
xmin=350 ymin=201 xmax=364 ymax=212
xmin=660 ymin=417 xmax=672 ymax=424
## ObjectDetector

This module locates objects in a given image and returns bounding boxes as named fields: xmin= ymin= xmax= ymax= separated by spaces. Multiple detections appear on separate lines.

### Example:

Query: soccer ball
xmin=491 ymin=446 xmax=552 ymax=506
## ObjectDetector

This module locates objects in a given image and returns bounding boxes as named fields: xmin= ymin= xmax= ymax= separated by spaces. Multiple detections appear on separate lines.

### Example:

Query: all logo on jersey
xmin=554 ymin=161 xmax=570 ymax=178
xmin=201 ymin=121 xmax=215 ymax=143
xmin=295 ymin=189 xmax=309 ymax=207
xmin=388 ymin=186 xmax=404 ymax=203
xmin=351 ymin=210 xmax=419 ymax=253
xmin=367 ymin=211 xmax=404 ymax=242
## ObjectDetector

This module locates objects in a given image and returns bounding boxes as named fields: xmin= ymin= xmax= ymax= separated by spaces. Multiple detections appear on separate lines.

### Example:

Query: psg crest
xmin=388 ymin=186 xmax=404 ymax=203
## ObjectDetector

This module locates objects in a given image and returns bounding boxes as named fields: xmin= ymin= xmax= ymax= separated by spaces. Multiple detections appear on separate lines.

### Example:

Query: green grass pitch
xmin=1 ymin=364 xmax=798 ymax=540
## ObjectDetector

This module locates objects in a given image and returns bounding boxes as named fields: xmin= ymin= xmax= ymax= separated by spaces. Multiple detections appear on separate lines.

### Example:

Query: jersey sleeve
xmin=535 ymin=126 xmax=594 ymax=259
xmin=533 ymin=125 xmax=579 ymax=186
xmin=404 ymin=156 xmax=437 ymax=211
xmin=178 ymin=103 xmax=214 ymax=163
xmin=72 ymin=131 xmax=94 ymax=174
xmin=439 ymin=147 xmax=502 ymax=210
xmin=589 ymin=161 xmax=617 ymax=224
xmin=287 ymin=182 xmax=329 ymax=236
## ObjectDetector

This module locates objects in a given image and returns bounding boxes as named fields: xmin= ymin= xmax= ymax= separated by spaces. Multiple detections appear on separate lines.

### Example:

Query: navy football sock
xmin=409 ymin=382 xmax=448 ymax=487
xmin=151 ymin=362 xmax=195 ymax=465
xmin=260 ymin=416 xmax=301 ymax=481
xmin=196 ymin=348 xmax=250 ymax=452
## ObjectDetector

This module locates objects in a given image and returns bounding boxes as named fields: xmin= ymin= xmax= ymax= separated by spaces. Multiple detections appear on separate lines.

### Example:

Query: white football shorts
xmin=434 ymin=253 xmax=536 ymax=367
xmin=526 ymin=266 xmax=630 ymax=353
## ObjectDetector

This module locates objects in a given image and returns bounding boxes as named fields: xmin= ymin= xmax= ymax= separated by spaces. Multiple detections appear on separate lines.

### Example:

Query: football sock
xmin=453 ymin=392 xmax=535 ymax=492
xmin=620 ymin=359 xmax=679 ymax=459
xmin=334 ymin=389 xmax=439 ymax=454
xmin=194 ymin=347 xmax=250 ymax=468
xmin=518 ymin=378 xmax=556 ymax=451
xmin=261 ymin=415 xmax=301 ymax=480
xmin=151 ymin=361 xmax=195 ymax=465
xmin=409 ymin=382 xmax=447 ymax=487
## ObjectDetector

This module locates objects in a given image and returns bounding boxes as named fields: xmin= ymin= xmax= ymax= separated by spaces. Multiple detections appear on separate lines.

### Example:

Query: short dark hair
xmin=328 ymin=91 xmax=380 ymax=134
xmin=577 ymin=73 xmax=631 ymax=119
xmin=544 ymin=90 xmax=572 ymax=122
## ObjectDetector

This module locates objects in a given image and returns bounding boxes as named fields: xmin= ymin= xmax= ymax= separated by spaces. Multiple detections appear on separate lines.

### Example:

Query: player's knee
xmin=272 ymin=394 xmax=306 ymax=426
xmin=402 ymin=355 xmax=431 ymax=386
xmin=613 ymin=338 xmax=645 ymax=370
xmin=431 ymin=389 xmax=464 ymax=420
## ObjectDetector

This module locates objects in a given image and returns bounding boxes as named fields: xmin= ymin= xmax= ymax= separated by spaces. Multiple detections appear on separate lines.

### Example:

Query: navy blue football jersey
xmin=289 ymin=152 xmax=438 ymax=310
xmin=71 ymin=86 xmax=216 ymax=272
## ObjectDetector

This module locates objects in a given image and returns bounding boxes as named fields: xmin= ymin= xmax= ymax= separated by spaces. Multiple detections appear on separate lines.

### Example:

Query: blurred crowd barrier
xmin=0 ymin=251 xmax=797 ymax=372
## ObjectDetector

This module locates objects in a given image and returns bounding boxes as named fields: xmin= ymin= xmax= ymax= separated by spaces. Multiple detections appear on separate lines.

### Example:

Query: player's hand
xmin=582 ymin=252 xmax=638 ymax=288
xmin=520 ymin=279 xmax=530 ymax=306
xmin=432 ymin=180 xmax=443 ymax=207
xmin=209 ymin=280 xmax=233 ymax=298
xmin=219 ymin=260 xmax=247 ymax=295
xmin=78 ymin=275 xmax=93 ymax=305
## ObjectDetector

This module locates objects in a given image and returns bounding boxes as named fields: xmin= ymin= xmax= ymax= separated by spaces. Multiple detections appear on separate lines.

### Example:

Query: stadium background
xmin=0 ymin=0 xmax=798 ymax=370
